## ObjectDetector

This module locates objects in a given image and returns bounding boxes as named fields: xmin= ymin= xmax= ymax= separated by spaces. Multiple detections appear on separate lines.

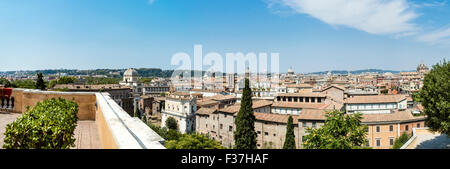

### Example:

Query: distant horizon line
xmin=0 ymin=67 xmax=418 ymax=74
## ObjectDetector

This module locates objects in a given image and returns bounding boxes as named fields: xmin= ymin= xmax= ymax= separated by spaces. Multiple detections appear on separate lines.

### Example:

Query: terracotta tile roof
xmin=322 ymin=85 xmax=346 ymax=91
xmin=345 ymin=95 xmax=406 ymax=104
xmin=171 ymin=91 xmax=190 ymax=96
xmin=197 ymin=100 xmax=219 ymax=106
xmin=318 ymin=101 xmax=344 ymax=110
xmin=286 ymin=83 xmax=313 ymax=88
xmin=272 ymin=102 xmax=326 ymax=109
xmin=205 ymin=94 xmax=236 ymax=101
xmin=219 ymin=100 xmax=273 ymax=114
xmin=361 ymin=110 xmax=426 ymax=123
xmin=196 ymin=108 xmax=217 ymax=115
xmin=277 ymin=92 xmax=327 ymax=98
xmin=297 ymin=109 xmax=328 ymax=120
xmin=252 ymin=100 xmax=273 ymax=108
xmin=254 ymin=112 xmax=298 ymax=124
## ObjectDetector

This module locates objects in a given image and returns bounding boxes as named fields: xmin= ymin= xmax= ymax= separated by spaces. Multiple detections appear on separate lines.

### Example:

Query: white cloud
xmin=270 ymin=0 xmax=419 ymax=35
xmin=417 ymin=27 xmax=450 ymax=44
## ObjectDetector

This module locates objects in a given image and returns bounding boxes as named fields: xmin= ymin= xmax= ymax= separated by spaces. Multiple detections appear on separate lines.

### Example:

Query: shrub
xmin=3 ymin=98 xmax=79 ymax=149
xmin=392 ymin=132 xmax=411 ymax=149
xmin=165 ymin=133 xmax=225 ymax=149
xmin=147 ymin=122 xmax=168 ymax=140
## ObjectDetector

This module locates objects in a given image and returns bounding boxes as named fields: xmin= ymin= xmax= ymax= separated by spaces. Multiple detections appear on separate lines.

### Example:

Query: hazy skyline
xmin=0 ymin=0 xmax=449 ymax=72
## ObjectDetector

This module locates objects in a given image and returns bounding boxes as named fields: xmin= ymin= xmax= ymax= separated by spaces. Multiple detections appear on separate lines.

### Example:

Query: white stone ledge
xmin=96 ymin=93 xmax=165 ymax=149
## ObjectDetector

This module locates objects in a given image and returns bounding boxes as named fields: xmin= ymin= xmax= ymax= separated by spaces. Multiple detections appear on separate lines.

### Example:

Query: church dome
xmin=288 ymin=67 xmax=294 ymax=75
xmin=417 ymin=61 xmax=429 ymax=72
xmin=124 ymin=68 xmax=138 ymax=77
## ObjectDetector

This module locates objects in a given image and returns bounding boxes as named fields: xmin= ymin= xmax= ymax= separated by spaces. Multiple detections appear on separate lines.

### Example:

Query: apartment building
xmin=161 ymin=92 xmax=197 ymax=134
xmin=345 ymin=95 xmax=407 ymax=114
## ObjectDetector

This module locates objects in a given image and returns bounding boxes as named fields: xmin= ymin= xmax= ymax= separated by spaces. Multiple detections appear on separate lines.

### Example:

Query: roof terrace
xmin=0 ymin=88 xmax=165 ymax=149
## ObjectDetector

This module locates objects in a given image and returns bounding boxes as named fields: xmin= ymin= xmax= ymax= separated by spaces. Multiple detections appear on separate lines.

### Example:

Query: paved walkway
xmin=73 ymin=120 xmax=102 ymax=149
xmin=0 ymin=112 xmax=21 ymax=148
xmin=0 ymin=112 xmax=101 ymax=149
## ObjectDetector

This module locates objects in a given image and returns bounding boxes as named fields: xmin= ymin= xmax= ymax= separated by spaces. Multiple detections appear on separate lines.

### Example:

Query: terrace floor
xmin=0 ymin=112 xmax=101 ymax=149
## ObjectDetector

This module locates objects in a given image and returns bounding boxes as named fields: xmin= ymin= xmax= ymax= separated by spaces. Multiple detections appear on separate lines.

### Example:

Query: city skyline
xmin=0 ymin=0 xmax=449 ymax=72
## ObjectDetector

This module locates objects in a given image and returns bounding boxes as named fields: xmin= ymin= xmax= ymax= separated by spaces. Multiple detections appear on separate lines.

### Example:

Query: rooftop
xmin=345 ymin=95 xmax=406 ymax=104
xmin=402 ymin=128 xmax=450 ymax=149
xmin=0 ymin=88 xmax=165 ymax=149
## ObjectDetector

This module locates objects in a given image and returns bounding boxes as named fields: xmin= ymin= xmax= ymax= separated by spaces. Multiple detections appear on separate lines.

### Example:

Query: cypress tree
xmin=35 ymin=73 xmax=46 ymax=90
xmin=283 ymin=115 xmax=296 ymax=149
xmin=234 ymin=78 xmax=257 ymax=149
xmin=134 ymin=107 xmax=140 ymax=118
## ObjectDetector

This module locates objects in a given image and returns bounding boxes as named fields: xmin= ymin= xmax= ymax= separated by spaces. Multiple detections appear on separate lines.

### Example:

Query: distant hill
xmin=307 ymin=69 xmax=415 ymax=75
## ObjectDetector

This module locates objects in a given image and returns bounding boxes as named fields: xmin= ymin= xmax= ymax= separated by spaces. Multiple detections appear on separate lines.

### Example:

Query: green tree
xmin=35 ymin=72 xmax=46 ymax=90
xmin=414 ymin=60 xmax=450 ymax=135
xmin=167 ymin=129 xmax=180 ymax=140
xmin=58 ymin=76 xmax=77 ymax=84
xmin=165 ymin=133 xmax=225 ymax=149
xmin=0 ymin=78 xmax=11 ymax=87
xmin=140 ymin=77 xmax=153 ymax=83
xmin=134 ymin=107 xmax=140 ymax=118
xmin=165 ymin=116 xmax=178 ymax=131
xmin=234 ymin=78 xmax=257 ymax=149
xmin=147 ymin=122 xmax=168 ymax=140
xmin=392 ymin=132 xmax=410 ymax=149
xmin=303 ymin=110 xmax=370 ymax=149
xmin=11 ymin=79 xmax=36 ymax=89
xmin=141 ymin=114 xmax=147 ymax=123
xmin=283 ymin=115 xmax=296 ymax=149
xmin=48 ymin=80 xmax=58 ymax=89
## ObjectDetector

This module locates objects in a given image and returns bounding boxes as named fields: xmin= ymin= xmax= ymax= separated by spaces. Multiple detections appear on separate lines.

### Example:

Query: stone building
xmin=161 ymin=92 xmax=197 ymax=134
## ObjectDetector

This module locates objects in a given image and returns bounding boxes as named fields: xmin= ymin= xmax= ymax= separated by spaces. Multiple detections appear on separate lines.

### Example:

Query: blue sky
xmin=0 ymin=0 xmax=449 ymax=73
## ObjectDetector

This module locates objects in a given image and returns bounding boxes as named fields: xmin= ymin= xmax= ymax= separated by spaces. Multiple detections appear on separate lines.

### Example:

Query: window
xmin=220 ymin=124 xmax=223 ymax=129
xmin=405 ymin=125 xmax=409 ymax=131
xmin=229 ymin=126 xmax=232 ymax=132
xmin=273 ymin=133 xmax=276 ymax=137
xmin=317 ymin=98 xmax=322 ymax=103
xmin=300 ymin=97 xmax=304 ymax=102
xmin=376 ymin=138 xmax=381 ymax=147
xmin=417 ymin=123 xmax=420 ymax=128
xmin=389 ymin=137 xmax=394 ymax=146
xmin=302 ymin=122 xmax=307 ymax=128
xmin=311 ymin=98 xmax=315 ymax=103
xmin=213 ymin=125 xmax=215 ymax=129
xmin=264 ymin=132 xmax=268 ymax=136
xmin=206 ymin=124 xmax=208 ymax=128
xmin=376 ymin=126 xmax=380 ymax=132
xmin=312 ymin=122 xmax=316 ymax=129
xmin=305 ymin=97 xmax=310 ymax=102
xmin=389 ymin=125 xmax=393 ymax=132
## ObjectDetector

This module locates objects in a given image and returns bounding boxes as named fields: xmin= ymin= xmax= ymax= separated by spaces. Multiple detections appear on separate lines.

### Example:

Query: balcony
xmin=0 ymin=88 xmax=165 ymax=149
